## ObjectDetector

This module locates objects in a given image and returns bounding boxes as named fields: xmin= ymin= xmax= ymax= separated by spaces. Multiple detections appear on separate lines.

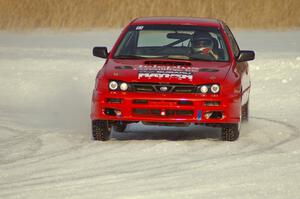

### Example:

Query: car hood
xmin=104 ymin=59 xmax=232 ymax=84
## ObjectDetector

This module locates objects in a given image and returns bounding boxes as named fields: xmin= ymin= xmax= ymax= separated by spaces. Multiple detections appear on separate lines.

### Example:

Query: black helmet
xmin=191 ymin=36 xmax=214 ymax=53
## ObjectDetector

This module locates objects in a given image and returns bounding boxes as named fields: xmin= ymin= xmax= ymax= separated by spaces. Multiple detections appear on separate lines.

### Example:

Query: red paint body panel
xmin=91 ymin=91 xmax=240 ymax=123
xmin=104 ymin=59 xmax=232 ymax=84
xmin=91 ymin=17 xmax=251 ymax=125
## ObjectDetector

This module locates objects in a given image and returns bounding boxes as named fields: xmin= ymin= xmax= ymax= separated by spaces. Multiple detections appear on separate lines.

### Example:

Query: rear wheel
xmin=221 ymin=124 xmax=240 ymax=141
xmin=92 ymin=120 xmax=111 ymax=141
xmin=113 ymin=122 xmax=127 ymax=132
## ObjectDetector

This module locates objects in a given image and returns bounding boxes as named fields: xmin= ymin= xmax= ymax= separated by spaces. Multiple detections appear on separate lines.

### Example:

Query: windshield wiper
xmin=114 ymin=54 xmax=145 ymax=59
xmin=164 ymin=55 xmax=190 ymax=60
xmin=188 ymin=56 xmax=214 ymax=61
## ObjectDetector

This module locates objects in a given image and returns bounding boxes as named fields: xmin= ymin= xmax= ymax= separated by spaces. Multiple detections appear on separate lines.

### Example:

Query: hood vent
xmin=199 ymin=68 xmax=219 ymax=72
xmin=144 ymin=61 xmax=191 ymax=66
xmin=115 ymin=65 xmax=133 ymax=70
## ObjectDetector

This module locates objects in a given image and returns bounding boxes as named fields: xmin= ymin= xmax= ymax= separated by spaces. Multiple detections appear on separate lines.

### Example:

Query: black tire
xmin=242 ymin=100 xmax=249 ymax=122
xmin=92 ymin=120 xmax=111 ymax=141
xmin=221 ymin=124 xmax=240 ymax=141
xmin=113 ymin=122 xmax=127 ymax=132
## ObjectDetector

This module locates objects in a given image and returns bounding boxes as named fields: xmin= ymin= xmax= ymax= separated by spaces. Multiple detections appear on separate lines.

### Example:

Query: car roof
xmin=130 ymin=17 xmax=223 ymax=28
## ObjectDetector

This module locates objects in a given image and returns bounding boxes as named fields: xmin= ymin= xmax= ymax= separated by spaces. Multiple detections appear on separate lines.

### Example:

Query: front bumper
xmin=90 ymin=90 xmax=241 ymax=124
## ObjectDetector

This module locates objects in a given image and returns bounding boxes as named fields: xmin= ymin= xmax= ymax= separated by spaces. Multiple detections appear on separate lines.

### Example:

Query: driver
xmin=190 ymin=36 xmax=219 ymax=60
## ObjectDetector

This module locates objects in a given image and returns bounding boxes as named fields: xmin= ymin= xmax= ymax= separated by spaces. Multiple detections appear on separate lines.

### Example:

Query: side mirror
xmin=93 ymin=47 xmax=108 ymax=58
xmin=237 ymin=50 xmax=255 ymax=62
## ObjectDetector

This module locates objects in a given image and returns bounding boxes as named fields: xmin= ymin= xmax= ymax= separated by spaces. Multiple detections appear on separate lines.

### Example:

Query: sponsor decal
xmin=136 ymin=26 xmax=144 ymax=30
xmin=137 ymin=65 xmax=199 ymax=72
xmin=137 ymin=65 xmax=197 ymax=81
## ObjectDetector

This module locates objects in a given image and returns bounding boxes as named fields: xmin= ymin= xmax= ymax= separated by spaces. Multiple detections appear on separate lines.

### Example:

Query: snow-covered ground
xmin=0 ymin=29 xmax=300 ymax=199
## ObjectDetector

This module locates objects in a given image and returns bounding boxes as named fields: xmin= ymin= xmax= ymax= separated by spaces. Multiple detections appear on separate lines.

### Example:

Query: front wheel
xmin=221 ymin=124 xmax=240 ymax=141
xmin=92 ymin=120 xmax=111 ymax=141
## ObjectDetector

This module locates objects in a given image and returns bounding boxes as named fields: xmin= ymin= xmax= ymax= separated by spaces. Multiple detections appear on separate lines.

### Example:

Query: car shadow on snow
xmin=111 ymin=123 xmax=221 ymax=141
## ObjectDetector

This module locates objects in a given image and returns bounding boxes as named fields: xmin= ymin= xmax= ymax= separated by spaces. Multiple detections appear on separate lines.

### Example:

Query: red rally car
xmin=91 ymin=17 xmax=255 ymax=141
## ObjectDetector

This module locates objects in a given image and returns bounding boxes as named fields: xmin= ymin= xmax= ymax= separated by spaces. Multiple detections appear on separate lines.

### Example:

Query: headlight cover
xmin=108 ymin=80 xmax=130 ymax=91
xmin=211 ymin=84 xmax=220 ymax=94
xmin=200 ymin=85 xmax=209 ymax=93
xmin=109 ymin=81 xmax=118 ymax=90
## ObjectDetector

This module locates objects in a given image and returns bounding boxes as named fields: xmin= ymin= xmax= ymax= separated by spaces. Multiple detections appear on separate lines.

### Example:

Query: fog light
xmin=114 ymin=110 xmax=122 ymax=116
xmin=204 ymin=112 xmax=213 ymax=119
xmin=204 ymin=111 xmax=223 ymax=119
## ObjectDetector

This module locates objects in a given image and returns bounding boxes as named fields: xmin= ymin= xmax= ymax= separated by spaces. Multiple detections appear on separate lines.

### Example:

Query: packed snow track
xmin=0 ymin=30 xmax=300 ymax=199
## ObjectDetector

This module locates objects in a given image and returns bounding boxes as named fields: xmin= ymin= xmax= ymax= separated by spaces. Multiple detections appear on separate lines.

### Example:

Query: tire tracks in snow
xmin=245 ymin=116 xmax=300 ymax=154
xmin=0 ymin=115 xmax=299 ymax=197
xmin=0 ymin=125 xmax=43 ymax=165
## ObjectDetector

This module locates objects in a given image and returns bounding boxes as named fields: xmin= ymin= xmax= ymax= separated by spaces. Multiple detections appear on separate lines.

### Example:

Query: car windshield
xmin=114 ymin=25 xmax=229 ymax=61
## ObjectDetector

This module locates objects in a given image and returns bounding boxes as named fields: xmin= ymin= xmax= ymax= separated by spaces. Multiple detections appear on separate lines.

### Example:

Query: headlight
xmin=120 ymin=82 xmax=128 ymax=91
xmin=198 ymin=84 xmax=220 ymax=94
xmin=211 ymin=84 xmax=220 ymax=93
xmin=109 ymin=81 xmax=118 ymax=90
xmin=200 ymin=85 xmax=208 ymax=93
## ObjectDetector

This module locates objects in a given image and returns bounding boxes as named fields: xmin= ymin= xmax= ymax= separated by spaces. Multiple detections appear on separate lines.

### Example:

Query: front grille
xmin=132 ymin=99 xmax=193 ymax=106
xmin=133 ymin=108 xmax=193 ymax=117
xmin=134 ymin=84 xmax=155 ymax=92
xmin=176 ymin=110 xmax=194 ymax=116
xmin=173 ymin=86 xmax=195 ymax=93
xmin=130 ymin=83 xmax=197 ymax=93
xmin=133 ymin=99 xmax=148 ymax=104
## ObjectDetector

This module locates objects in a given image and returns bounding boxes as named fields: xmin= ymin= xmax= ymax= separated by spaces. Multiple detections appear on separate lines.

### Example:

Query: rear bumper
xmin=90 ymin=90 xmax=241 ymax=124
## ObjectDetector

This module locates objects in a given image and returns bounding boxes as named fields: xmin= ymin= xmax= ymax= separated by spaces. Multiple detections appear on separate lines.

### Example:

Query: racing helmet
xmin=191 ymin=36 xmax=214 ymax=53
